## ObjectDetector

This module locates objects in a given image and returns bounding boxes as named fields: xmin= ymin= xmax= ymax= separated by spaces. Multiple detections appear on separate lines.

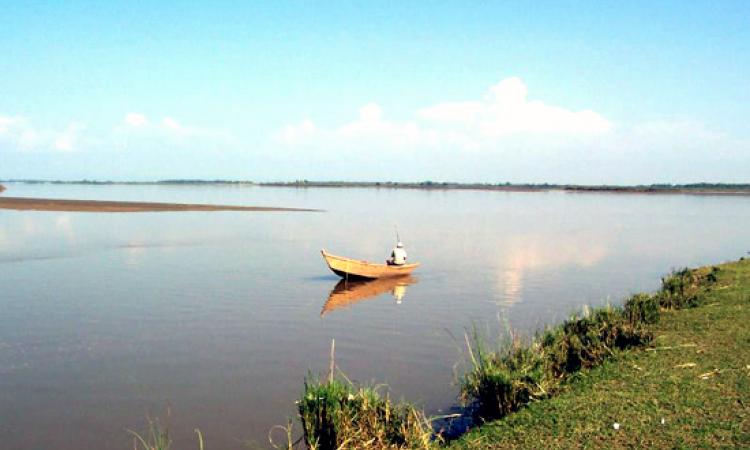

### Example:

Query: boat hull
xmin=321 ymin=249 xmax=419 ymax=279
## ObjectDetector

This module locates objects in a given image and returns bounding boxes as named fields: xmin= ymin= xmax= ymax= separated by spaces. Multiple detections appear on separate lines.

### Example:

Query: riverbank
xmin=449 ymin=258 xmax=750 ymax=449
xmin=0 ymin=196 xmax=320 ymax=213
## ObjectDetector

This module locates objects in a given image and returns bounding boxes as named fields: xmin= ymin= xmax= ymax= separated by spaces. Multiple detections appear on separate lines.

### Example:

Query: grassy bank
xmin=450 ymin=258 xmax=750 ymax=449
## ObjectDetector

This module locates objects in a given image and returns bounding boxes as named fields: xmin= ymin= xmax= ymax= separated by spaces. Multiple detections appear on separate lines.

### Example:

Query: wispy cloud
xmin=124 ymin=113 xmax=149 ymax=127
xmin=0 ymin=116 xmax=40 ymax=149
xmin=279 ymin=103 xmax=446 ymax=148
xmin=119 ymin=113 xmax=234 ymax=143
xmin=0 ymin=115 xmax=86 ymax=152
xmin=53 ymin=122 xmax=87 ymax=152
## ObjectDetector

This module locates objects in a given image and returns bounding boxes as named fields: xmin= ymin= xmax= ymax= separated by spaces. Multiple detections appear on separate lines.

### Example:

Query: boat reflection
xmin=321 ymin=276 xmax=417 ymax=316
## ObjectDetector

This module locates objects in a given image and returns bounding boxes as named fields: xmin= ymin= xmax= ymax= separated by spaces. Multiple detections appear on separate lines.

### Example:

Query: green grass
xmin=298 ymin=374 xmax=434 ymax=450
xmin=449 ymin=258 xmax=750 ymax=449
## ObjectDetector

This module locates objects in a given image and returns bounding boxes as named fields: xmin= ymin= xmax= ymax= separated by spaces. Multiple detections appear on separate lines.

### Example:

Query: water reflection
xmin=496 ymin=233 xmax=609 ymax=306
xmin=321 ymin=276 xmax=417 ymax=316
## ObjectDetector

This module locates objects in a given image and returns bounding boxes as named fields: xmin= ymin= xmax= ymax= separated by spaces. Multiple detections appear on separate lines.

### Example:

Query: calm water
xmin=1 ymin=183 xmax=748 ymax=449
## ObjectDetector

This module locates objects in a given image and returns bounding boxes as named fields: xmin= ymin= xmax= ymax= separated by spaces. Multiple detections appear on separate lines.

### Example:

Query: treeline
xmin=262 ymin=180 xmax=551 ymax=189
xmin=3 ymin=179 xmax=749 ymax=192
xmin=0 ymin=179 xmax=256 ymax=185
xmin=562 ymin=182 xmax=750 ymax=192
xmin=261 ymin=180 xmax=750 ymax=192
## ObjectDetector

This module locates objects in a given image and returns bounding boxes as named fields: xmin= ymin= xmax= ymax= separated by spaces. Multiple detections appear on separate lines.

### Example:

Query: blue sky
xmin=1 ymin=1 xmax=749 ymax=183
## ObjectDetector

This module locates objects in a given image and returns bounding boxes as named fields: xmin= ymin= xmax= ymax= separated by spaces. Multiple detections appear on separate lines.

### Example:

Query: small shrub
xmin=543 ymin=307 xmax=652 ymax=378
xmin=299 ymin=375 xmax=432 ymax=450
xmin=624 ymin=293 xmax=660 ymax=324
xmin=706 ymin=266 xmax=720 ymax=283
xmin=658 ymin=268 xmax=700 ymax=309
xmin=658 ymin=266 xmax=720 ymax=309
xmin=460 ymin=339 xmax=547 ymax=421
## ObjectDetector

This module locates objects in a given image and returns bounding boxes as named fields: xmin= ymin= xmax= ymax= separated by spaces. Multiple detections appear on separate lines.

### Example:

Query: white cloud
xmin=419 ymin=77 xmax=612 ymax=136
xmin=277 ymin=102 xmax=455 ymax=149
xmin=161 ymin=116 xmax=182 ymax=132
xmin=336 ymin=103 xmax=432 ymax=145
xmin=124 ymin=113 xmax=149 ymax=127
xmin=0 ymin=115 xmax=86 ymax=152
xmin=417 ymin=101 xmax=483 ymax=123
xmin=120 ymin=113 xmax=231 ymax=138
xmin=115 ymin=113 xmax=236 ymax=149
xmin=270 ymin=77 xmax=750 ymax=182
xmin=159 ymin=116 xmax=232 ymax=141
xmin=279 ymin=119 xmax=317 ymax=144
xmin=278 ymin=77 xmax=612 ymax=151
xmin=54 ymin=122 xmax=86 ymax=152
xmin=0 ymin=116 xmax=41 ymax=149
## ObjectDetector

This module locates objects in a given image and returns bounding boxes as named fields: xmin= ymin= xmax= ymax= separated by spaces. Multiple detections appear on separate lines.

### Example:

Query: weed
xmin=298 ymin=374 xmax=433 ymax=450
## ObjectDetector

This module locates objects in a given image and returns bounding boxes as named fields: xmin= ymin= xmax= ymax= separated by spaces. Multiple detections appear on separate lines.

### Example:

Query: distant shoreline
xmin=260 ymin=181 xmax=750 ymax=196
xmin=0 ymin=197 xmax=320 ymax=213
xmin=2 ymin=180 xmax=750 ymax=196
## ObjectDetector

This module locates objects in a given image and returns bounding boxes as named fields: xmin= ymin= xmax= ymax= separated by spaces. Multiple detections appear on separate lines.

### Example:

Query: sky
xmin=1 ymin=1 xmax=749 ymax=183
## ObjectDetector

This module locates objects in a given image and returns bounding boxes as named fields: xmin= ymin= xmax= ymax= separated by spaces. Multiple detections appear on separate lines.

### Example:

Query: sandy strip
xmin=0 ymin=197 xmax=321 ymax=213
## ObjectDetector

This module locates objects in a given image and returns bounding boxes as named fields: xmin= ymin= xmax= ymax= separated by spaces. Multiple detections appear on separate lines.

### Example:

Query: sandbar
xmin=0 ymin=197 xmax=320 ymax=213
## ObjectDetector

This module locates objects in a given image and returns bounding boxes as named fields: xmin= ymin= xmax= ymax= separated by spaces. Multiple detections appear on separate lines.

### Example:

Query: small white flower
xmin=347 ymin=394 xmax=355 ymax=401
xmin=660 ymin=418 xmax=665 ymax=425
xmin=613 ymin=423 xmax=620 ymax=430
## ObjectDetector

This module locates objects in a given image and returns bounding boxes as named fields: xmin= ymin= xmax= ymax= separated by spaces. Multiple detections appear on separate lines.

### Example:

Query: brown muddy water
xmin=1 ymin=182 xmax=748 ymax=449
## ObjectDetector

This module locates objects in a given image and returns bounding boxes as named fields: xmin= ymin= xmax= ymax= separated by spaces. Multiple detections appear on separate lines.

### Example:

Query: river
xmin=1 ymin=183 xmax=748 ymax=449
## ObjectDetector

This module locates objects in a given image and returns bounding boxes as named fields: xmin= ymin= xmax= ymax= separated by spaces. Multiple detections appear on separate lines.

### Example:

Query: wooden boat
xmin=321 ymin=276 xmax=416 ymax=316
xmin=321 ymin=249 xmax=420 ymax=279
